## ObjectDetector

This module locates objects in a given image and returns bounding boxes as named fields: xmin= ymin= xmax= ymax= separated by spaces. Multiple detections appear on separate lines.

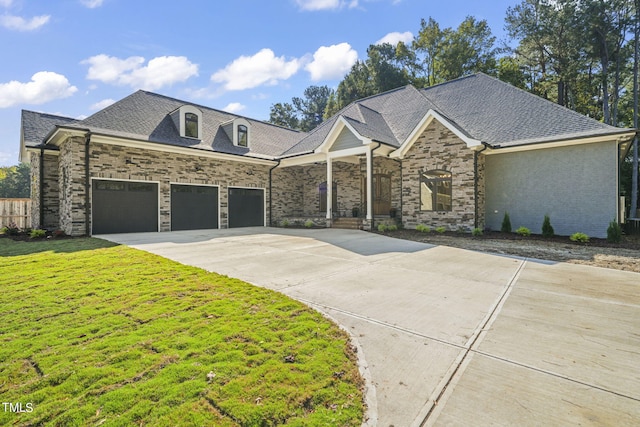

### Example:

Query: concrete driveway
xmin=99 ymin=228 xmax=640 ymax=426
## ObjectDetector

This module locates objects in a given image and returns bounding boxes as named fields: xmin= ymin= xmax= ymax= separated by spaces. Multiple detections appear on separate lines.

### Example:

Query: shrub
xmin=416 ymin=224 xmax=430 ymax=233
xmin=387 ymin=224 xmax=398 ymax=232
xmin=304 ymin=220 xmax=314 ymax=228
xmin=606 ymin=220 xmax=622 ymax=243
xmin=377 ymin=224 xmax=387 ymax=232
xmin=501 ymin=212 xmax=512 ymax=233
xmin=570 ymin=232 xmax=590 ymax=243
xmin=541 ymin=215 xmax=554 ymax=238
xmin=435 ymin=226 xmax=446 ymax=233
xmin=472 ymin=227 xmax=483 ymax=237
xmin=30 ymin=229 xmax=47 ymax=239
xmin=281 ymin=219 xmax=289 ymax=228
xmin=515 ymin=226 xmax=531 ymax=237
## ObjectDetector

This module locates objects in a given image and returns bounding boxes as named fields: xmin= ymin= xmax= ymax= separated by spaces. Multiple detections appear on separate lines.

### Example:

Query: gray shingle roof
xmin=23 ymin=75 xmax=633 ymax=162
xmin=21 ymin=110 xmax=78 ymax=148
xmin=59 ymin=91 xmax=305 ymax=159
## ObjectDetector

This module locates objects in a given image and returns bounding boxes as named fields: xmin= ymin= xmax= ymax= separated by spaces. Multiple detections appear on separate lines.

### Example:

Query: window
xmin=420 ymin=170 xmax=452 ymax=211
xmin=319 ymin=181 xmax=338 ymax=213
xmin=237 ymin=125 xmax=248 ymax=147
xmin=185 ymin=112 xmax=199 ymax=138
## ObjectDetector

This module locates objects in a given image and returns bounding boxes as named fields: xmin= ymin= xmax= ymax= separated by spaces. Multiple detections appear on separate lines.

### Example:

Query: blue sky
xmin=0 ymin=0 xmax=519 ymax=166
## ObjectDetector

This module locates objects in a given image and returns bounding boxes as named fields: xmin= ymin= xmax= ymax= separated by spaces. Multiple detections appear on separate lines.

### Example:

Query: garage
xmin=228 ymin=188 xmax=264 ymax=228
xmin=171 ymin=184 xmax=219 ymax=231
xmin=92 ymin=180 xmax=158 ymax=234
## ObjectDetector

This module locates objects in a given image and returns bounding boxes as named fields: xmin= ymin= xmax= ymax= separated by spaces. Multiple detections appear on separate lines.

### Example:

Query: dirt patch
xmin=376 ymin=230 xmax=640 ymax=273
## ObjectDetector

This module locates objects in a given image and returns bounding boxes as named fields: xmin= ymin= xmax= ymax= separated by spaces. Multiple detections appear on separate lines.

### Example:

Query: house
xmin=20 ymin=73 xmax=636 ymax=238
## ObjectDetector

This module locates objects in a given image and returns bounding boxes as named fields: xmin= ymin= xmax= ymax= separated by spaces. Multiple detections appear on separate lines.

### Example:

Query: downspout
xmin=474 ymin=143 xmax=489 ymax=230
xmin=85 ymin=134 xmax=91 ymax=236
xmin=370 ymin=142 xmax=382 ymax=231
xmin=39 ymin=148 xmax=44 ymax=229
xmin=268 ymin=159 xmax=281 ymax=227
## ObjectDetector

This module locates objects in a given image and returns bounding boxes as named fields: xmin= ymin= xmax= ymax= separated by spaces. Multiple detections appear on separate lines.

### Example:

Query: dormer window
xmin=171 ymin=105 xmax=203 ymax=139
xmin=185 ymin=113 xmax=199 ymax=138
xmin=237 ymin=125 xmax=248 ymax=147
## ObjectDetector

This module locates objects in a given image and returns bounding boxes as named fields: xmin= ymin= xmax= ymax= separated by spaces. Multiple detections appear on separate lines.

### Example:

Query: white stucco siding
xmin=484 ymin=141 xmax=618 ymax=238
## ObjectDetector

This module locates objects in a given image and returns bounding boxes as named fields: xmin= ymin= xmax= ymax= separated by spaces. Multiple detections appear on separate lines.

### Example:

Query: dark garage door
xmin=92 ymin=180 xmax=158 ymax=234
xmin=171 ymin=184 xmax=218 ymax=231
xmin=228 ymin=188 xmax=264 ymax=228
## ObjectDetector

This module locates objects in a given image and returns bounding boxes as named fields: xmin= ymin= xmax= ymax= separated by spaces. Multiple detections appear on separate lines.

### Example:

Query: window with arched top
xmin=420 ymin=170 xmax=452 ymax=211
xmin=237 ymin=124 xmax=248 ymax=147
xmin=185 ymin=112 xmax=199 ymax=138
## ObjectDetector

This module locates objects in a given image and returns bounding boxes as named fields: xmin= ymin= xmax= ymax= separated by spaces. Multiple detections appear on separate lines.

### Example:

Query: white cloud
xmin=0 ymin=0 xmax=12 ymax=7
xmin=90 ymin=98 xmax=115 ymax=110
xmin=305 ymin=43 xmax=358 ymax=81
xmin=80 ymin=0 xmax=104 ymax=8
xmin=0 ymin=72 xmax=77 ymax=108
xmin=0 ymin=14 xmax=49 ymax=31
xmin=211 ymin=49 xmax=301 ymax=91
xmin=82 ymin=54 xmax=199 ymax=90
xmin=376 ymin=31 xmax=414 ymax=46
xmin=223 ymin=102 xmax=246 ymax=114
xmin=295 ymin=0 xmax=358 ymax=11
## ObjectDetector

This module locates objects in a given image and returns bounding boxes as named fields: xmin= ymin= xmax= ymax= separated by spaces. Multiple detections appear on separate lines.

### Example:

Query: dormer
xmin=222 ymin=118 xmax=251 ymax=148
xmin=171 ymin=105 xmax=203 ymax=140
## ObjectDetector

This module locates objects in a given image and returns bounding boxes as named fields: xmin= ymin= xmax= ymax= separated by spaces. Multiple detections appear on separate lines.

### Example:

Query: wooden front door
xmin=363 ymin=174 xmax=392 ymax=216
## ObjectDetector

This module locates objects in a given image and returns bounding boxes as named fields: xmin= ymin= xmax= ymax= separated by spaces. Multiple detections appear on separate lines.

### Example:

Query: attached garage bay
xmin=92 ymin=180 xmax=158 ymax=234
xmin=228 ymin=188 xmax=264 ymax=228
xmin=171 ymin=184 xmax=219 ymax=231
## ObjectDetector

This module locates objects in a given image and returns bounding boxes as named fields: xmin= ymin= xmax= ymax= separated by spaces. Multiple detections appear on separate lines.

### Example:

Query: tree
xmin=506 ymin=0 xmax=584 ymax=107
xmin=292 ymin=85 xmax=333 ymax=132
xmin=269 ymin=102 xmax=299 ymax=129
xmin=0 ymin=163 xmax=30 ymax=198
xmin=268 ymin=85 xmax=334 ymax=132
xmin=413 ymin=17 xmax=444 ymax=86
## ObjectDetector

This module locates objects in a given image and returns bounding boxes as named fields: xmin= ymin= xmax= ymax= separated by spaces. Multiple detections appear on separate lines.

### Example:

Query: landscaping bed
xmin=0 ymin=238 xmax=365 ymax=426
xmin=376 ymin=230 xmax=640 ymax=273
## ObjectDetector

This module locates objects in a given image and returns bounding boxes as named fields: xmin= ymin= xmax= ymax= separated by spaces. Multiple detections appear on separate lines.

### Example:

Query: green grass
xmin=0 ymin=238 xmax=364 ymax=426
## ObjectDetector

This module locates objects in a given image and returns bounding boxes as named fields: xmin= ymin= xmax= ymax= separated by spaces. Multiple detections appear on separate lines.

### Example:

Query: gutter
xmin=474 ymin=143 xmax=490 ymax=230
xmin=268 ymin=159 xmax=281 ymax=227
xmin=85 ymin=134 xmax=91 ymax=236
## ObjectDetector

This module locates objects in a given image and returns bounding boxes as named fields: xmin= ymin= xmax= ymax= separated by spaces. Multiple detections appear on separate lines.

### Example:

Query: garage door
xmin=228 ymin=188 xmax=264 ymax=228
xmin=92 ymin=180 xmax=158 ymax=234
xmin=171 ymin=184 xmax=218 ymax=231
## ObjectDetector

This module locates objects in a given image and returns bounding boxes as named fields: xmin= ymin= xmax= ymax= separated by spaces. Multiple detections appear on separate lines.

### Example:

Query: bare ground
xmin=377 ymin=230 xmax=640 ymax=273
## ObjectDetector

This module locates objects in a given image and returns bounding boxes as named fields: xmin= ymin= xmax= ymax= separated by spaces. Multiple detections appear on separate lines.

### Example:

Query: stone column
xmin=326 ymin=156 xmax=332 ymax=220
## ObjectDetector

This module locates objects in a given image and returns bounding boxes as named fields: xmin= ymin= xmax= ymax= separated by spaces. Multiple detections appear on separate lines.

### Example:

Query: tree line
xmin=268 ymin=0 xmax=640 ymax=218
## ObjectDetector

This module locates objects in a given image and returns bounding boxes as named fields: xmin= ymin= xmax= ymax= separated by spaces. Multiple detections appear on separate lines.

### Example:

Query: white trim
xmin=169 ymin=182 xmax=221 ymax=231
xmin=327 ymin=145 xmax=370 ymax=159
xmin=482 ymin=133 xmax=635 ymax=155
xmin=233 ymin=118 xmax=251 ymax=148
xmin=279 ymin=152 xmax=326 ymax=167
xmin=90 ymin=177 xmax=161 ymax=234
xmin=391 ymin=110 xmax=481 ymax=159
xmin=315 ymin=116 xmax=372 ymax=154
xmin=227 ymin=185 xmax=267 ymax=227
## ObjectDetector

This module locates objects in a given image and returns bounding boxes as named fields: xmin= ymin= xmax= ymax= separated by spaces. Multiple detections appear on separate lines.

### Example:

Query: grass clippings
xmin=0 ymin=238 xmax=364 ymax=426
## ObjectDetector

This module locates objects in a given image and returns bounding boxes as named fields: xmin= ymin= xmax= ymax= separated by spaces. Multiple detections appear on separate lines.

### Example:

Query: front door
xmin=362 ymin=174 xmax=391 ymax=216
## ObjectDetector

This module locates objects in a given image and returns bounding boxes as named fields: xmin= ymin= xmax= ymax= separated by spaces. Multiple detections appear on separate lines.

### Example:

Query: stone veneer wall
xmin=30 ymin=152 xmax=61 ymax=230
xmin=58 ymin=137 xmax=272 ymax=236
xmin=402 ymin=119 xmax=479 ymax=231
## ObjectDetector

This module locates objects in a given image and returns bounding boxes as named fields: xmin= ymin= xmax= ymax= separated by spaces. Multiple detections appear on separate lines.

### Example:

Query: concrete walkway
xmin=98 ymin=228 xmax=640 ymax=426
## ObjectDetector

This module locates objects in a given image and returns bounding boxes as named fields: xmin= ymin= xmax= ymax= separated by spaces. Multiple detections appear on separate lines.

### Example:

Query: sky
xmin=0 ymin=0 xmax=520 ymax=166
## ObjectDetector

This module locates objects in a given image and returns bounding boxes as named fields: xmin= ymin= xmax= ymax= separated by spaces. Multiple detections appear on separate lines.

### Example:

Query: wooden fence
xmin=0 ymin=198 xmax=31 ymax=229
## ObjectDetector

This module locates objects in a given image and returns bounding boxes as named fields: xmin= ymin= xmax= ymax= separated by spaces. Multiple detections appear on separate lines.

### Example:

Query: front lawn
xmin=0 ymin=238 xmax=364 ymax=426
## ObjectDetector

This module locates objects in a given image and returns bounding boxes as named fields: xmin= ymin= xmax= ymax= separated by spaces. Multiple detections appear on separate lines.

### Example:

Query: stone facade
xmin=55 ymin=137 xmax=272 ymax=236
xmin=41 ymin=119 xmax=483 ymax=236
xmin=401 ymin=119 xmax=481 ymax=231
xmin=29 ymin=151 xmax=60 ymax=230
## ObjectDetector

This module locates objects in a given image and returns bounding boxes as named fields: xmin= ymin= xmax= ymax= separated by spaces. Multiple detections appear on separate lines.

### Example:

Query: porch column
xmin=326 ymin=156 xmax=333 ymax=219
xmin=366 ymin=147 xmax=373 ymax=220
